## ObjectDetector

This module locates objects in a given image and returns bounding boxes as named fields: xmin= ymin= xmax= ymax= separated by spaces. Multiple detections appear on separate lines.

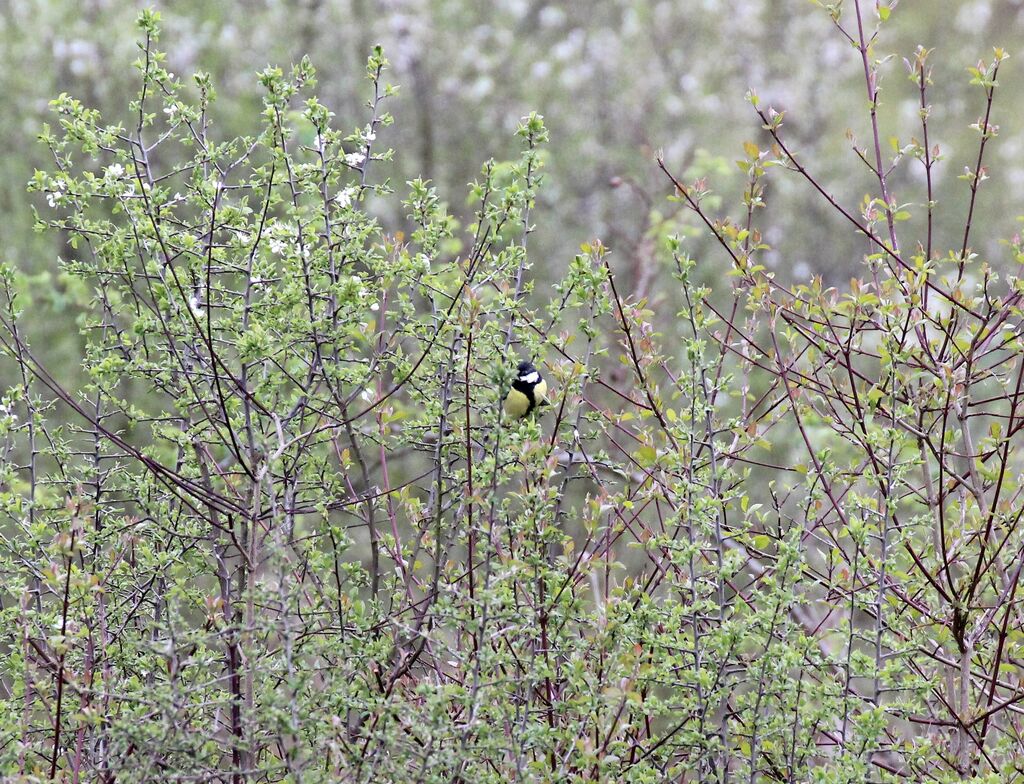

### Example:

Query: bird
xmin=503 ymin=360 xmax=547 ymax=419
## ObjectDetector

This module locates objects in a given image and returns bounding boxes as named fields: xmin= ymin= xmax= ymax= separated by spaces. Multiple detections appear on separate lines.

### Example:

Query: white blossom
xmin=268 ymin=223 xmax=295 ymax=256
xmin=335 ymin=186 xmax=358 ymax=208
xmin=345 ymin=152 xmax=366 ymax=167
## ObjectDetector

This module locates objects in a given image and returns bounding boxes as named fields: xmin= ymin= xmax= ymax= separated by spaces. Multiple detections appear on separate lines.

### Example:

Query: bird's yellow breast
xmin=533 ymin=378 xmax=547 ymax=404
xmin=503 ymin=387 xmax=532 ymax=418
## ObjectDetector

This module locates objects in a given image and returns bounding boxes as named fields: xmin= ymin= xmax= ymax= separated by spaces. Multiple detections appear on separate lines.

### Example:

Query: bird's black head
xmin=517 ymin=360 xmax=535 ymax=376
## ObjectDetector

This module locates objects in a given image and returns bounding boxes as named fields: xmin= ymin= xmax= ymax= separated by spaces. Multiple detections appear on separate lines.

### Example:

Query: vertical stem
xmin=853 ymin=0 xmax=900 ymax=254
xmin=49 ymin=527 xmax=77 ymax=780
xmin=464 ymin=327 xmax=475 ymax=616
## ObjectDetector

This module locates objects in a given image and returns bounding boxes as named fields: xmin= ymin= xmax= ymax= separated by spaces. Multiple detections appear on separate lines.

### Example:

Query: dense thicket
xmin=3 ymin=5 xmax=1024 ymax=783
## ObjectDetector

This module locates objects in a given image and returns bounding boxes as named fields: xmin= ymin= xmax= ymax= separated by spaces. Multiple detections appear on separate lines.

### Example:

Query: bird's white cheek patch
xmin=520 ymin=371 xmax=540 ymax=384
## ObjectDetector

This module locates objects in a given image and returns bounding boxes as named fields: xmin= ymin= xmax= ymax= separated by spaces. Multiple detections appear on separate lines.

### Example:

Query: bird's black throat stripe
xmin=511 ymin=378 xmax=538 ymax=414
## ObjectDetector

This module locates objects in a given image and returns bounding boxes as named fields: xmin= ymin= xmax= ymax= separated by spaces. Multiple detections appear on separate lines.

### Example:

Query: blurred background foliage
xmin=2 ymin=0 xmax=1023 ymax=381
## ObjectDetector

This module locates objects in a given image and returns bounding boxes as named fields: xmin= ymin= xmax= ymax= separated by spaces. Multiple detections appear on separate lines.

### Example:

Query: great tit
xmin=503 ymin=360 xmax=547 ymax=419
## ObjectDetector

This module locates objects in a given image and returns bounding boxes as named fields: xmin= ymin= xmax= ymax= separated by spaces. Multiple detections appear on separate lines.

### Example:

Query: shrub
xmin=1 ymin=6 xmax=1021 ymax=783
